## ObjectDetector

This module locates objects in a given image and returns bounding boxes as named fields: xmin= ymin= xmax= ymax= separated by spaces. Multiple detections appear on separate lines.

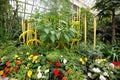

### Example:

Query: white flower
xmin=103 ymin=72 xmax=109 ymax=77
xmin=109 ymin=63 xmax=114 ymax=68
xmin=45 ymin=69 xmax=49 ymax=74
xmin=42 ymin=76 xmax=46 ymax=78
xmin=63 ymin=58 xmax=67 ymax=64
xmin=92 ymin=67 xmax=101 ymax=73
xmin=61 ymin=55 xmax=63 ymax=57
xmin=99 ymin=75 xmax=106 ymax=80
xmin=87 ymin=72 xmax=92 ymax=78
xmin=37 ymin=71 xmax=42 ymax=79
xmin=37 ymin=66 xmax=41 ymax=71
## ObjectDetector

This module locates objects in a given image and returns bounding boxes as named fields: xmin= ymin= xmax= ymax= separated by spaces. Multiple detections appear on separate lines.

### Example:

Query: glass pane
xmin=18 ymin=2 xmax=25 ymax=12
xmin=25 ymin=4 xmax=32 ymax=13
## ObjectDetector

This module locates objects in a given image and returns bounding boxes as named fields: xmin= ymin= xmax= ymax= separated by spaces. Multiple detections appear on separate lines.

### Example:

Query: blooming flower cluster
xmin=95 ymin=58 xmax=107 ymax=64
xmin=48 ymin=56 xmax=70 ymax=80
xmin=78 ymin=57 xmax=118 ymax=80
xmin=79 ymin=57 xmax=88 ymax=65
xmin=0 ymin=52 xmax=49 ymax=79
xmin=0 ymin=56 xmax=22 ymax=77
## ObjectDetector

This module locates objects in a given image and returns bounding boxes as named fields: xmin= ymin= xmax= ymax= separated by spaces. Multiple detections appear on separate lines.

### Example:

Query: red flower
xmin=55 ymin=62 xmax=61 ymax=67
xmin=33 ymin=53 xmax=39 ymax=56
xmin=112 ymin=62 xmax=120 ymax=68
xmin=16 ymin=60 xmax=22 ymax=66
xmin=2 ymin=73 xmax=7 ymax=77
xmin=13 ymin=67 xmax=18 ymax=72
xmin=4 ymin=67 xmax=10 ymax=73
xmin=53 ymin=69 xmax=59 ymax=77
xmin=6 ymin=61 xmax=11 ymax=67
xmin=57 ymin=74 xmax=64 ymax=79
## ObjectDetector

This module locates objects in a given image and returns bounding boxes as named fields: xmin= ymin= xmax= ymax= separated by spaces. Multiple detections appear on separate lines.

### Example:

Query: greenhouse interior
xmin=0 ymin=0 xmax=120 ymax=80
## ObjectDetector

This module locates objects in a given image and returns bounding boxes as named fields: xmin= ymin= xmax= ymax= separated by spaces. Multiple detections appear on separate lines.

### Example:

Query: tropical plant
xmin=93 ymin=0 xmax=120 ymax=42
xmin=31 ymin=10 xmax=76 ymax=49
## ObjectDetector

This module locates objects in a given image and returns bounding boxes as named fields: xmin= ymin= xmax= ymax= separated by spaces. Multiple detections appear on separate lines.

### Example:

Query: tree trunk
xmin=112 ymin=9 xmax=115 ymax=43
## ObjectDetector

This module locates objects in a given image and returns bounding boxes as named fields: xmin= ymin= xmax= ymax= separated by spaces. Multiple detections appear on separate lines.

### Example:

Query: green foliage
xmin=0 ymin=0 xmax=21 ymax=41
xmin=102 ymin=43 xmax=120 ymax=62
xmin=31 ymin=1 xmax=76 ymax=49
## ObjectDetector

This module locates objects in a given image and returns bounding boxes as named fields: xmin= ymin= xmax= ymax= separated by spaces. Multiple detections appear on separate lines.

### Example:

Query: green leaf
xmin=56 ymin=32 xmax=61 ymax=40
xmin=44 ymin=28 xmax=49 ymax=34
xmin=64 ymin=33 xmax=70 ymax=42
xmin=69 ymin=27 xmax=75 ymax=32
xmin=50 ymin=30 xmax=55 ymax=35
xmin=50 ymin=35 xmax=55 ymax=43
xmin=41 ymin=34 xmax=47 ymax=41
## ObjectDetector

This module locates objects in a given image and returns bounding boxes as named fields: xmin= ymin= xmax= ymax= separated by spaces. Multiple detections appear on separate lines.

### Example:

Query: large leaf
xmin=63 ymin=33 xmax=70 ymax=42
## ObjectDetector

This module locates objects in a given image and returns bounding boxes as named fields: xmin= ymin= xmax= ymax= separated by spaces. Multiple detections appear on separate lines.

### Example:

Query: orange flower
xmin=2 ymin=73 xmax=7 ymax=77
xmin=67 ymin=70 xmax=71 ymax=75
xmin=4 ymin=67 xmax=10 ymax=73
xmin=16 ymin=60 xmax=22 ymax=66
xmin=13 ymin=67 xmax=18 ymax=72
xmin=62 ymin=76 xmax=66 ymax=80
xmin=6 ymin=61 xmax=11 ymax=67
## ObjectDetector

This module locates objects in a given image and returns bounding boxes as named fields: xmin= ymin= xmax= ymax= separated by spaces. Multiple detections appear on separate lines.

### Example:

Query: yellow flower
xmin=26 ymin=52 xmax=30 ymax=55
xmin=28 ymin=55 xmax=33 ymax=60
xmin=32 ymin=56 xmax=38 ymax=63
xmin=26 ymin=66 xmax=29 ymax=70
xmin=100 ymin=59 xmax=104 ymax=62
xmin=18 ymin=57 xmax=21 ymax=60
xmin=95 ymin=59 xmax=98 ymax=63
xmin=79 ymin=58 xmax=83 ymax=62
xmin=103 ymin=59 xmax=107 ymax=62
xmin=0 ymin=70 xmax=4 ymax=75
xmin=33 ymin=56 xmax=38 ymax=60
xmin=1 ymin=56 xmax=6 ymax=61
xmin=13 ymin=55 xmax=19 ymax=59
xmin=27 ymin=70 xmax=32 ymax=77
xmin=81 ymin=61 xmax=85 ymax=65
xmin=84 ymin=58 xmax=88 ymax=61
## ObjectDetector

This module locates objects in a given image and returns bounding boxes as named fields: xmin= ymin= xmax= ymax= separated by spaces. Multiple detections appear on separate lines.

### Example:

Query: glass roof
xmin=10 ymin=0 xmax=96 ymax=18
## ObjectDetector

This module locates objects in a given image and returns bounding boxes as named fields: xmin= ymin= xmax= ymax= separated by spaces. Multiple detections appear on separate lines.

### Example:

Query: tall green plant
xmin=30 ymin=0 xmax=76 ymax=49
xmin=0 ymin=0 xmax=20 ymax=41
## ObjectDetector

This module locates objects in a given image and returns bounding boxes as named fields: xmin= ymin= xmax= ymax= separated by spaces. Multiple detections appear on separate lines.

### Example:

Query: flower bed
xmin=0 ymin=51 xmax=84 ymax=80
